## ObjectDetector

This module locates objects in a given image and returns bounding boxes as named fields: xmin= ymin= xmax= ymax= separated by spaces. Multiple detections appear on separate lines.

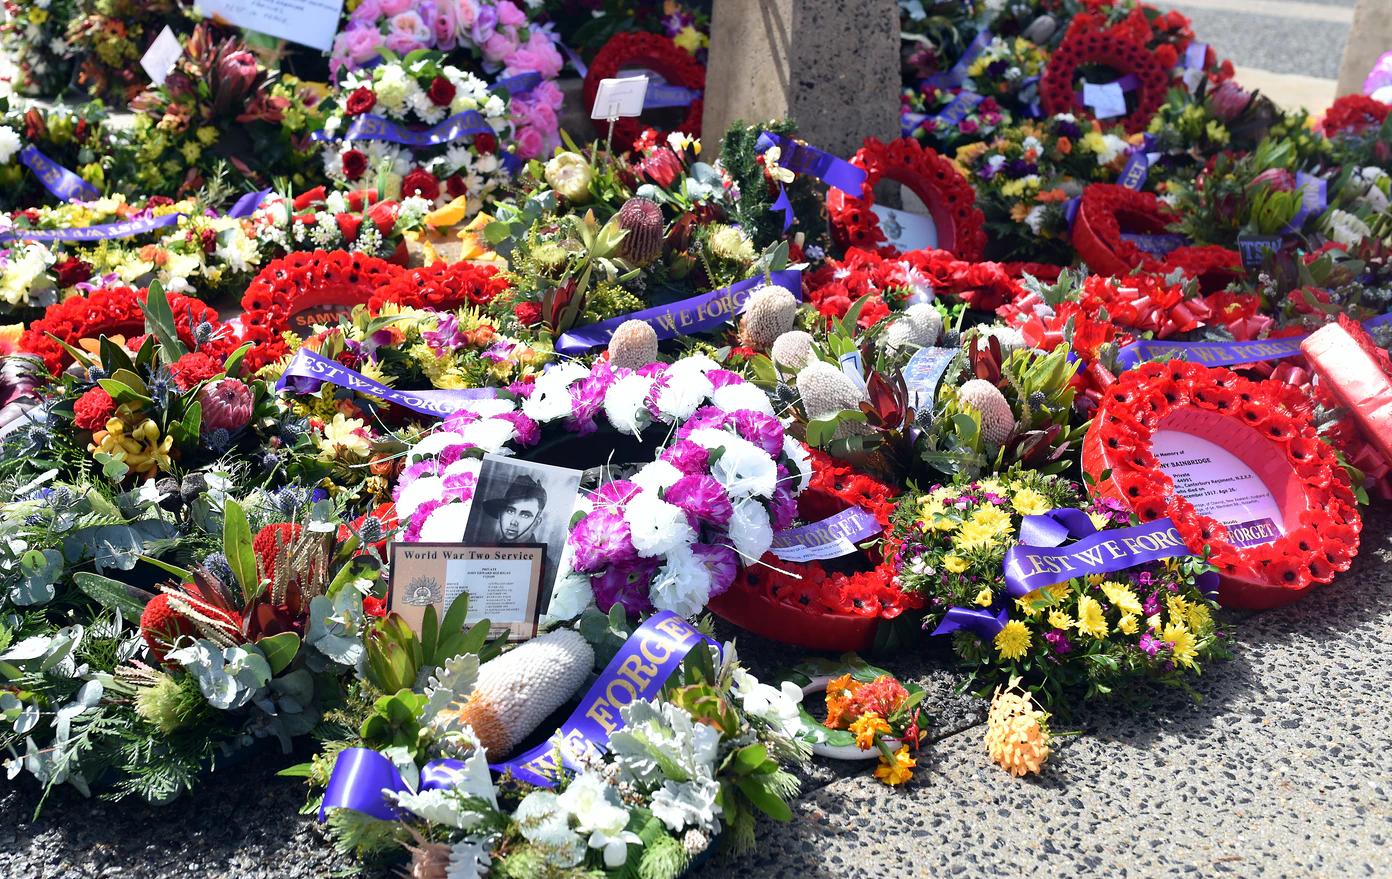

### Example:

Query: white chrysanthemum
xmin=689 ymin=428 xmax=777 ymax=498
xmin=648 ymin=543 xmax=713 ymax=619
xmin=541 ymin=547 xmax=592 ymax=625
xmin=461 ymin=417 xmax=518 ymax=454
xmin=603 ymin=373 xmax=657 ymax=436
xmin=630 ymin=460 xmax=686 ymax=495
xmin=0 ymin=128 xmax=21 ymax=165
xmin=782 ymin=435 xmax=812 ymax=494
xmin=1097 ymin=134 xmax=1130 ymax=165
xmin=728 ymin=499 xmax=773 ymax=561
xmin=397 ymin=476 xmax=446 ymax=519
xmin=410 ymin=431 xmax=467 ymax=462
xmin=624 ymin=491 xmax=696 ymax=558
xmin=731 ymin=667 xmax=804 ymax=734
xmin=420 ymin=502 xmax=470 ymax=543
xmin=522 ymin=362 xmax=589 ymax=423
xmin=710 ymin=381 xmax=775 ymax=417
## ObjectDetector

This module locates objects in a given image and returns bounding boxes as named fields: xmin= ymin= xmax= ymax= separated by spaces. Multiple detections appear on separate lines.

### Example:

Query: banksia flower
xmin=979 ymin=326 xmax=1025 ymax=358
xmin=140 ymin=590 xmax=244 ymax=662
xmin=452 ymin=629 xmax=593 ymax=759
xmin=985 ymin=680 xmax=1051 ymax=777
xmin=771 ymin=330 xmax=813 ymax=371
xmin=796 ymin=360 xmax=871 ymax=440
xmin=616 ymin=197 xmax=664 ymax=266
xmin=608 ymin=319 xmax=659 ymax=371
xmin=957 ymin=379 xmax=1015 ymax=445
xmin=884 ymin=303 xmax=944 ymax=352
xmin=737 ymin=284 xmax=798 ymax=351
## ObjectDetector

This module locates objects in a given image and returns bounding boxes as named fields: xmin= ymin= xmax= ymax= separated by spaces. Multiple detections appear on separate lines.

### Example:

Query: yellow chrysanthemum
xmin=971 ymin=505 xmax=1013 ymax=536
xmin=1047 ymin=610 xmax=1073 ymax=630
xmin=977 ymin=478 xmax=1006 ymax=496
xmin=1101 ymin=581 xmax=1143 ymax=616
xmin=1162 ymin=622 xmax=1198 ymax=668
xmin=850 ymin=713 xmax=891 ymax=750
xmin=975 ymin=589 xmax=994 ymax=607
xmin=1011 ymin=487 xmax=1051 ymax=516
xmin=954 ymin=520 xmax=998 ymax=551
xmin=1147 ymin=613 xmax=1162 ymax=632
xmin=874 ymin=746 xmax=916 ymax=785
xmin=1187 ymin=601 xmax=1214 ymax=635
xmin=994 ymin=620 xmax=1031 ymax=661
xmin=1117 ymin=614 xmax=1139 ymax=634
xmin=943 ymin=554 xmax=969 ymax=574
xmin=1075 ymin=596 xmax=1108 ymax=639
xmin=1166 ymin=594 xmax=1190 ymax=626
xmin=1088 ymin=511 xmax=1113 ymax=531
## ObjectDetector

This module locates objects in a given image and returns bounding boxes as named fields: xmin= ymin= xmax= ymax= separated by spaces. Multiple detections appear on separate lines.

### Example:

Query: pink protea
xmin=198 ymin=379 xmax=253 ymax=433
xmin=1208 ymin=81 xmax=1251 ymax=123
xmin=1248 ymin=168 xmax=1295 ymax=192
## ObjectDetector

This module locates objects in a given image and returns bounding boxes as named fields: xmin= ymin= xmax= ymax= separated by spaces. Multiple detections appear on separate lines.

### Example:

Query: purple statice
xmin=731 ymin=409 xmax=784 ymax=457
xmin=1138 ymin=632 xmax=1162 ymax=655
xmin=664 ymin=474 xmax=733 ymax=527
xmin=676 ymin=405 xmax=730 ymax=439
xmin=569 ymin=508 xmax=639 ymax=572
xmin=494 ymin=411 xmax=539 ymax=447
xmin=592 ymin=479 xmax=642 ymax=509
xmin=660 ymin=439 xmax=711 ymax=475
xmin=693 ymin=543 xmax=739 ymax=597
xmin=590 ymin=560 xmax=658 ymax=615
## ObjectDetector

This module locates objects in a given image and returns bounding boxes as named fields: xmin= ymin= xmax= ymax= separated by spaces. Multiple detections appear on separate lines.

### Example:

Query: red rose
xmin=335 ymin=212 xmax=363 ymax=243
xmin=473 ymin=132 xmax=496 ymax=154
xmin=426 ymin=76 xmax=456 ymax=107
xmin=341 ymin=149 xmax=368 ymax=181
xmin=53 ymin=257 xmax=93 ymax=288
xmin=73 ymin=387 xmax=116 ymax=430
xmin=344 ymin=87 xmax=377 ymax=116
xmin=514 ymin=302 xmax=542 ymax=326
xmin=401 ymin=169 xmax=440 ymax=201
xmin=368 ymin=200 xmax=400 ymax=236
xmin=445 ymin=174 xmax=467 ymax=199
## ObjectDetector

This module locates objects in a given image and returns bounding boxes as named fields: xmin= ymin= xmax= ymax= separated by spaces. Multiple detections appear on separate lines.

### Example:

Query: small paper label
xmin=1152 ymin=431 xmax=1285 ymax=543
xmin=140 ymin=26 xmax=182 ymax=88
xmin=1083 ymin=81 xmax=1128 ymax=119
xmin=591 ymin=75 xmax=649 ymax=120
xmin=838 ymin=350 xmax=867 ymax=392
xmin=1185 ymin=42 xmax=1208 ymax=69
xmin=199 ymin=0 xmax=346 ymax=52
xmin=771 ymin=507 xmax=882 ymax=562
xmin=870 ymin=205 xmax=939 ymax=253
xmin=902 ymin=346 xmax=956 ymax=410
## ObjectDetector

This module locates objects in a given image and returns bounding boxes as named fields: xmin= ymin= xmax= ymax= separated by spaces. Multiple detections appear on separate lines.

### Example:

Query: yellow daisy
xmin=1101 ymin=581 xmax=1144 ymax=616
xmin=943 ymin=554 xmax=969 ymax=574
xmin=1162 ymin=622 xmax=1198 ymax=668
xmin=1117 ymin=614 xmax=1139 ymax=634
xmin=1047 ymin=610 xmax=1073 ymax=630
xmin=994 ymin=620 xmax=1031 ymax=661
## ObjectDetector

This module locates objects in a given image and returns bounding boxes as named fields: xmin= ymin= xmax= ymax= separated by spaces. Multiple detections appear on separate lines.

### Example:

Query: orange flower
xmin=1024 ymin=148 xmax=1039 ymax=162
xmin=849 ymin=713 xmax=891 ymax=749
xmin=1010 ymin=203 xmax=1031 ymax=222
xmin=824 ymin=674 xmax=863 ymax=729
xmin=874 ymin=746 xmax=916 ymax=785
xmin=1057 ymin=137 xmax=1072 ymax=155
xmin=1036 ymin=188 xmax=1070 ymax=203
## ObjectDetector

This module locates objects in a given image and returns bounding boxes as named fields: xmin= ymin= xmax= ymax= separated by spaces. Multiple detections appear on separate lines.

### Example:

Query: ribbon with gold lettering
xmin=19 ymin=146 xmax=101 ymax=202
xmin=1003 ymin=513 xmax=1196 ymax=597
xmin=553 ymin=269 xmax=802 ymax=357
xmin=493 ymin=611 xmax=717 ymax=787
xmin=1114 ymin=312 xmax=1392 ymax=370
xmin=311 ymin=110 xmax=495 ymax=147
xmin=0 ymin=212 xmax=182 ymax=242
xmin=274 ymin=347 xmax=497 ymax=417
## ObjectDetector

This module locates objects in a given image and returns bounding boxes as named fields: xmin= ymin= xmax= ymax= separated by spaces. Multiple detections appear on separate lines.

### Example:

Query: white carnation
xmin=648 ymin=543 xmax=713 ymax=618
xmin=782 ymin=435 xmax=812 ymax=494
xmin=0 ymin=128 xmax=21 ymax=165
xmin=656 ymin=372 xmax=715 ymax=421
xmin=624 ymin=491 xmax=696 ymax=558
xmin=603 ymin=373 xmax=657 ymax=436
xmin=396 ymin=475 xmax=445 ymax=519
xmin=522 ymin=363 xmax=589 ymax=424
xmin=630 ymin=460 xmax=685 ymax=495
xmin=461 ymin=417 xmax=518 ymax=453
xmin=688 ymin=428 xmax=777 ymax=499
xmin=728 ymin=499 xmax=773 ymax=561
xmin=409 ymin=431 xmax=466 ymax=462
xmin=420 ymin=502 xmax=470 ymax=543
xmin=710 ymin=381 xmax=775 ymax=417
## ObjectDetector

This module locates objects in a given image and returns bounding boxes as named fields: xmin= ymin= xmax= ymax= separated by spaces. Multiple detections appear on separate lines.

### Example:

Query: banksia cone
xmin=796 ymin=360 xmax=873 ymax=440
xmin=738 ymin=284 xmax=798 ymax=351
xmin=453 ymin=629 xmax=593 ymax=759
xmin=957 ymin=379 xmax=1015 ymax=445
xmin=608 ymin=319 xmax=659 ymax=371
xmin=616 ymin=197 xmax=664 ymax=266
xmin=140 ymin=591 xmax=244 ymax=663
xmin=884 ymin=303 xmax=944 ymax=352
xmin=771 ymin=330 xmax=813 ymax=370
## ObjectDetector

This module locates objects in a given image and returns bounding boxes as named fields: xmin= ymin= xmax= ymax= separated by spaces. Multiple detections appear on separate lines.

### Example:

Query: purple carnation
xmin=396 ymin=459 xmax=442 ymax=492
xmin=676 ymin=405 xmax=730 ymax=440
xmin=494 ymin=411 xmax=540 ymax=447
xmin=590 ymin=559 xmax=658 ymax=615
xmin=592 ymin=479 xmax=642 ymax=509
xmin=442 ymin=470 xmax=477 ymax=502
xmin=706 ymin=368 xmax=743 ymax=390
xmin=770 ymin=468 xmax=797 ymax=530
xmin=664 ymin=474 xmax=733 ymax=527
xmin=692 ymin=542 xmax=739 ymax=597
xmin=732 ymin=410 xmax=784 ymax=457
xmin=437 ymin=442 xmax=476 ymax=468
xmin=637 ymin=362 xmax=668 ymax=379
xmin=402 ymin=498 xmax=449 ymax=542
xmin=442 ymin=409 xmax=481 ymax=432
xmin=508 ymin=380 xmax=535 ymax=399
xmin=566 ymin=365 xmax=614 ymax=436
xmin=568 ymin=508 xmax=638 ymax=572
xmin=660 ymin=440 xmax=711 ymax=475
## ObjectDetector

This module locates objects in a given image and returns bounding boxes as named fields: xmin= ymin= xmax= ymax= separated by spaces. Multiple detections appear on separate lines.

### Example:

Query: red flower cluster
xmin=402 ymin=168 xmax=440 ymax=201
xmin=1040 ymin=16 xmax=1169 ymax=134
xmin=826 ymin=137 xmax=986 ymax=261
xmin=1319 ymin=94 xmax=1391 ymax=138
xmin=170 ymin=351 xmax=225 ymax=391
xmin=53 ymin=257 xmax=94 ymax=289
xmin=582 ymin=32 xmax=704 ymax=154
xmin=368 ymin=260 xmax=512 ymax=313
xmin=239 ymin=250 xmax=404 ymax=372
xmin=73 ymin=387 xmax=116 ymax=430
xmin=1084 ymin=360 xmax=1360 ymax=603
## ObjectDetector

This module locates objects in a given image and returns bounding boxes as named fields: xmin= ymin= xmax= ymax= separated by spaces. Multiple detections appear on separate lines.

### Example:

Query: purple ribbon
xmin=770 ymin=506 xmax=882 ymax=562
xmin=646 ymin=83 xmax=703 ymax=108
xmin=492 ymin=611 xmax=715 ymax=787
xmin=770 ymin=183 xmax=794 ymax=233
xmin=1119 ymin=233 xmax=1189 ymax=256
xmin=1004 ymin=515 xmax=1194 ymax=597
xmin=226 ymin=188 xmax=272 ymax=219
xmin=1118 ymin=133 xmax=1156 ymax=190
xmin=934 ymin=91 xmax=983 ymax=129
xmin=312 ymin=110 xmax=494 ymax=147
xmin=318 ymin=750 xmax=474 ymax=821
xmin=923 ymin=30 xmax=992 ymax=90
xmin=930 ymin=606 xmax=1008 ymax=639
xmin=0 ymin=212 xmax=182 ymax=242
xmin=491 ymin=71 xmax=541 ymax=95
xmin=1285 ymin=171 xmax=1327 ymax=232
xmin=19 ymin=146 xmax=101 ymax=202
xmin=901 ymin=111 xmax=930 ymax=137
xmin=1114 ymin=312 xmax=1392 ymax=369
xmin=1185 ymin=42 xmax=1208 ymax=69
xmin=754 ymin=131 xmax=867 ymax=197
xmin=553 ymin=269 xmax=802 ymax=356
xmin=274 ymin=348 xmax=498 ymax=417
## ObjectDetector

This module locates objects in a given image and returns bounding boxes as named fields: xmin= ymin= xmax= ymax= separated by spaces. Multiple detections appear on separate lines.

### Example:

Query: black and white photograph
xmin=461 ymin=454 xmax=583 ymax=610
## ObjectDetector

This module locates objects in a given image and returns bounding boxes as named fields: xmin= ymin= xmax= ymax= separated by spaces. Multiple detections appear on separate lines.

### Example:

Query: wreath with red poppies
xmin=1072 ymin=184 xmax=1242 ymax=292
xmin=367 ymin=260 xmax=512 ymax=314
xmin=706 ymin=447 xmax=923 ymax=651
xmin=238 ymin=250 xmax=403 ymax=373
xmin=20 ymin=287 xmax=234 ymax=375
xmin=582 ymin=32 xmax=704 ymax=155
xmin=1319 ymin=94 xmax=1391 ymax=138
xmin=1039 ymin=20 xmax=1168 ymax=134
xmin=826 ymin=137 xmax=986 ymax=262
xmin=1082 ymin=360 xmax=1361 ymax=610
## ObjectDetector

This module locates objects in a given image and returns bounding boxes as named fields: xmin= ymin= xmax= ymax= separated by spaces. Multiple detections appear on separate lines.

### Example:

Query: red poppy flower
xmin=1258 ymin=414 xmax=1294 ymax=442
xmin=1305 ymin=554 xmax=1336 ymax=583
xmin=1321 ymin=539 xmax=1353 ymax=572
xmin=1264 ymin=554 xmax=1312 ymax=590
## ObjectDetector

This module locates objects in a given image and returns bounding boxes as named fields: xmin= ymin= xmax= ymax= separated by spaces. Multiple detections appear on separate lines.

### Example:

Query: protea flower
xmin=1249 ymin=167 xmax=1295 ymax=192
xmin=1208 ymin=81 xmax=1252 ymax=123
xmin=198 ymin=378 xmax=253 ymax=433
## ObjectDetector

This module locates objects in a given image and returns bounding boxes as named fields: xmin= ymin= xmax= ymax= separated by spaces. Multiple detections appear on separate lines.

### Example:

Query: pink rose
xmin=532 ymin=79 xmax=564 ymax=112
xmin=388 ymin=10 xmax=431 ymax=41
xmin=345 ymin=28 xmax=386 ymax=64
xmin=455 ymin=0 xmax=479 ymax=27
xmin=504 ymin=39 xmax=562 ymax=80
xmin=431 ymin=1 xmax=458 ymax=49
xmin=481 ymin=31 xmax=519 ymax=63
xmin=515 ymin=98 xmax=557 ymax=136
xmin=352 ymin=0 xmax=384 ymax=22
xmin=379 ymin=0 xmax=415 ymax=16
xmin=513 ymin=125 xmax=545 ymax=160
xmin=386 ymin=33 xmax=429 ymax=54
xmin=495 ymin=0 xmax=527 ymax=28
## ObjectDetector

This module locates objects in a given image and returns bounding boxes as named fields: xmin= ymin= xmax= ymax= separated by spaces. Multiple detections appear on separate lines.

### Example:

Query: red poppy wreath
xmin=1039 ymin=20 xmax=1168 ymax=133
xmin=706 ymin=447 xmax=923 ymax=651
xmin=1081 ymin=360 xmax=1361 ymax=610
xmin=1072 ymin=184 xmax=1242 ymax=293
xmin=582 ymin=32 xmax=704 ymax=155
xmin=826 ymin=137 xmax=986 ymax=262
xmin=238 ymin=250 xmax=404 ymax=373
xmin=367 ymin=260 xmax=512 ymax=314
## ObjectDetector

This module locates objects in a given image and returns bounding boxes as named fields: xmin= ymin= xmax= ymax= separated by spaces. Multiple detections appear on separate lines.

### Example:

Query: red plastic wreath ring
xmin=826 ymin=137 xmax=986 ymax=262
xmin=1081 ymin=360 xmax=1361 ymax=610
xmin=1039 ymin=29 xmax=1168 ymax=134
xmin=582 ymin=32 xmax=704 ymax=155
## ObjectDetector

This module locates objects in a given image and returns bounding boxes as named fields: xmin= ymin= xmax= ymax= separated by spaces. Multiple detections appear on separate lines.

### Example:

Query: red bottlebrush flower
xmin=341 ymin=148 xmax=368 ymax=181
xmin=445 ymin=174 xmax=467 ymax=199
xmin=73 ymin=387 xmax=116 ymax=430
xmin=198 ymin=378 xmax=253 ymax=433
xmin=344 ymin=86 xmax=377 ymax=116
xmin=426 ymin=76 xmax=456 ymax=107
xmin=401 ymin=169 xmax=439 ymax=201
xmin=53 ymin=257 xmax=94 ymax=288
xmin=1264 ymin=554 xmax=1312 ymax=590
xmin=170 ymin=351 xmax=224 ymax=391
xmin=514 ymin=301 xmax=542 ymax=326
xmin=473 ymin=132 xmax=496 ymax=154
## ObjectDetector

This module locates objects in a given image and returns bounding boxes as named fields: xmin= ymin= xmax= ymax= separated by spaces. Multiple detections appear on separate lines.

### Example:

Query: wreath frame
xmin=581 ymin=32 xmax=705 ymax=156
xmin=1039 ymin=25 xmax=1168 ymax=134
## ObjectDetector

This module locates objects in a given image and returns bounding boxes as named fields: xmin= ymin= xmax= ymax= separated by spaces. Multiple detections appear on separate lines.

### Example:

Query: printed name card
xmin=1083 ymin=81 xmax=1127 ymax=119
xmin=591 ymin=75 xmax=649 ymax=120
xmin=140 ymin=26 xmax=183 ymax=88
xmin=390 ymin=543 xmax=546 ymax=641
xmin=201 ymin=0 xmax=346 ymax=52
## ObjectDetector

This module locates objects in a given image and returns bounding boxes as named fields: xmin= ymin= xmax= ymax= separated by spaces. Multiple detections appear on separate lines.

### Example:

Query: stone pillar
xmin=1336 ymin=0 xmax=1392 ymax=97
xmin=700 ymin=0 xmax=901 ymax=160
